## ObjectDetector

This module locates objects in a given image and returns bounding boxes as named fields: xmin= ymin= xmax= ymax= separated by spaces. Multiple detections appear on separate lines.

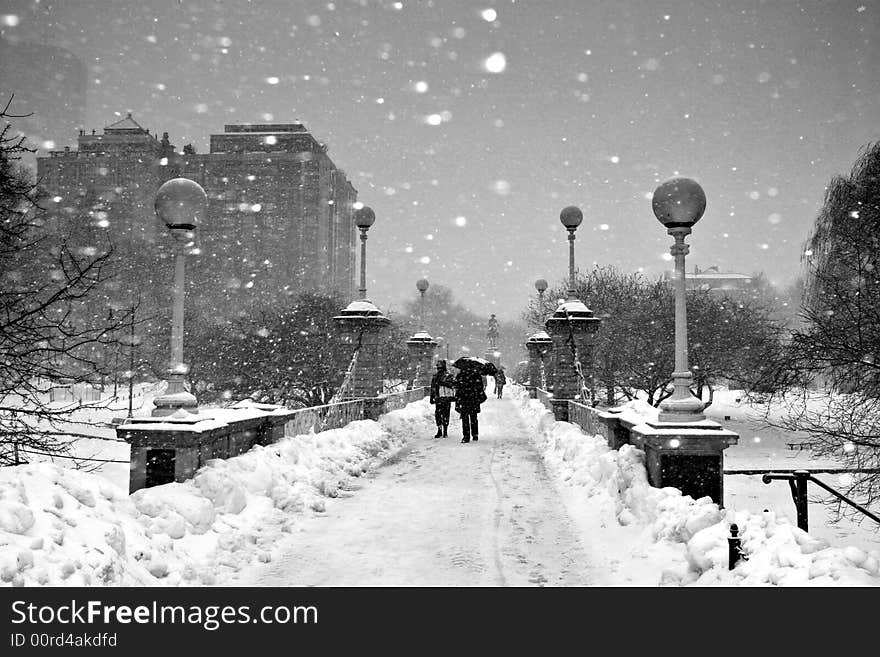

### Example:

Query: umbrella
xmin=453 ymin=356 xmax=497 ymax=375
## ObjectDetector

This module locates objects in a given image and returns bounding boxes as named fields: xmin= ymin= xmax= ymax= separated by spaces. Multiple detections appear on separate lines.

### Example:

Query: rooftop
xmin=104 ymin=113 xmax=148 ymax=132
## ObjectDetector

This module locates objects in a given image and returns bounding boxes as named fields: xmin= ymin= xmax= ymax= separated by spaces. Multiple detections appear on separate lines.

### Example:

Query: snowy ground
xmin=2 ymin=382 xmax=879 ymax=586
xmin=235 ymin=396 xmax=598 ymax=586
xmin=511 ymin=385 xmax=880 ymax=585
xmin=10 ymin=382 xmax=161 ymax=486
xmin=0 ymin=404 xmax=433 ymax=586
xmin=705 ymin=391 xmax=880 ymax=556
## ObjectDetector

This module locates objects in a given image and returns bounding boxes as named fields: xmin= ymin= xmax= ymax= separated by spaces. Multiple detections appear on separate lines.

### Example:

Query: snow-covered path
xmin=235 ymin=396 xmax=597 ymax=586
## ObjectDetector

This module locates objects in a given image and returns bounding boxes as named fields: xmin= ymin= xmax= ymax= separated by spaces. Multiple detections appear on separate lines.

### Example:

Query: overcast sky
xmin=2 ymin=0 xmax=877 ymax=320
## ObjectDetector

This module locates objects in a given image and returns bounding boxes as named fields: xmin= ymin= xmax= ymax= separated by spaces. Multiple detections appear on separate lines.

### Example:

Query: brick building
xmin=36 ymin=116 xmax=359 ymax=324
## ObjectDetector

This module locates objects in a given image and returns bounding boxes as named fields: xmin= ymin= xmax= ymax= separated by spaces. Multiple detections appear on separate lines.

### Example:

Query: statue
xmin=487 ymin=314 xmax=499 ymax=349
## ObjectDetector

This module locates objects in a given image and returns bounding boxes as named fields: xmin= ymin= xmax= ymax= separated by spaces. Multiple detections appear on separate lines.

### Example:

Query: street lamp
xmin=151 ymin=177 xmax=206 ymax=416
xmin=416 ymin=278 xmax=429 ymax=331
xmin=354 ymin=206 xmax=376 ymax=300
xmin=406 ymin=278 xmax=436 ymax=389
xmin=534 ymin=278 xmax=548 ymax=323
xmin=526 ymin=279 xmax=552 ymax=398
xmin=652 ymin=177 xmax=707 ymax=423
xmin=334 ymin=204 xmax=389 ymax=404
xmin=559 ymin=206 xmax=583 ymax=299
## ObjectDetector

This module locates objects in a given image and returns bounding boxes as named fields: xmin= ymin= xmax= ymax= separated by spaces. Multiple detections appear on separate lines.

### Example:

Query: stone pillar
xmin=333 ymin=299 xmax=391 ymax=400
xmin=118 ymin=408 xmax=297 ymax=493
xmin=544 ymin=299 xmax=601 ymax=421
xmin=629 ymin=419 xmax=739 ymax=506
xmin=525 ymin=330 xmax=552 ymax=398
xmin=406 ymin=331 xmax=437 ymax=389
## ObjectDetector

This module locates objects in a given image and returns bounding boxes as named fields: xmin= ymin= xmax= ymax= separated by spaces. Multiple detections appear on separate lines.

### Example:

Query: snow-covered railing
xmin=536 ymin=387 xmax=553 ymax=411
xmin=567 ymin=400 xmax=633 ymax=450
xmin=567 ymin=400 xmax=604 ymax=436
xmin=381 ymin=386 xmax=426 ymax=413
xmin=328 ymin=349 xmax=359 ymax=405
xmin=283 ymin=399 xmax=366 ymax=438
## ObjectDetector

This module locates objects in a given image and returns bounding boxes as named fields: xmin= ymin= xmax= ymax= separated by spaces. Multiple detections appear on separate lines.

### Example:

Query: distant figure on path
xmin=487 ymin=314 xmax=499 ymax=349
xmin=429 ymin=359 xmax=456 ymax=438
xmin=454 ymin=367 xmax=487 ymax=443
xmin=494 ymin=366 xmax=506 ymax=399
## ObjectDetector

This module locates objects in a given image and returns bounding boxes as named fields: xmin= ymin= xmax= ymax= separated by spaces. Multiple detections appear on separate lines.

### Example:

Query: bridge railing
xmin=553 ymin=398 xmax=642 ymax=451
xmin=382 ymin=386 xmax=427 ymax=413
xmin=568 ymin=400 xmax=608 ymax=437
xmin=283 ymin=398 xmax=367 ymax=438
xmin=536 ymin=387 xmax=554 ymax=411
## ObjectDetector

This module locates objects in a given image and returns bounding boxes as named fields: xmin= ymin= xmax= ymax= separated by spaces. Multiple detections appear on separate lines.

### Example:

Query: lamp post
xmin=543 ymin=205 xmax=600 ymax=419
xmin=416 ymin=278 xmax=429 ymax=330
xmin=355 ymin=206 xmax=375 ymax=300
xmin=559 ymin=206 xmax=582 ymax=299
xmin=626 ymin=176 xmax=738 ymax=506
xmin=334 ymin=204 xmax=390 ymax=413
xmin=534 ymin=278 xmax=548 ymax=323
xmin=150 ymin=177 xmax=206 ymax=416
xmin=406 ymin=278 xmax=437 ymax=389
xmin=652 ymin=177 xmax=707 ymax=423
xmin=526 ymin=278 xmax=552 ymax=399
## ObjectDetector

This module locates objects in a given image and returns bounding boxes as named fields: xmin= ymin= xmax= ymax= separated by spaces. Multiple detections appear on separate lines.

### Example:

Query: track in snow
xmin=235 ymin=396 xmax=597 ymax=586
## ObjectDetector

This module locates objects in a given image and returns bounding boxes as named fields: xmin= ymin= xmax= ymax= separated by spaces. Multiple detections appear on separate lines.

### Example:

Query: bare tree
xmin=0 ymin=97 xmax=134 ymax=465
xmin=527 ymin=265 xmax=784 ymax=408
xmin=760 ymin=142 xmax=880 ymax=517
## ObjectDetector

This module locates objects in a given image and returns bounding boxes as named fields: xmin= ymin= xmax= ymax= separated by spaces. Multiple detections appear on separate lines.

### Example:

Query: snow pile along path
xmin=509 ymin=385 xmax=880 ymax=586
xmin=237 ymin=394 xmax=598 ymax=586
xmin=0 ymin=403 xmax=433 ymax=586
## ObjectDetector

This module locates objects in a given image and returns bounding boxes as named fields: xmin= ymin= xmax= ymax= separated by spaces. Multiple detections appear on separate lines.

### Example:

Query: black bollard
xmin=793 ymin=470 xmax=809 ymax=532
xmin=728 ymin=523 xmax=747 ymax=570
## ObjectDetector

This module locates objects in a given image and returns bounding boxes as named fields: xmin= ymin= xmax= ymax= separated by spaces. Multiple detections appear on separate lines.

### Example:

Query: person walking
xmin=429 ymin=359 xmax=455 ymax=438
xmin=494 ymin=366 xmax=507 ymax=398
xmin=454 ymin=367 xmax=487 ymax=443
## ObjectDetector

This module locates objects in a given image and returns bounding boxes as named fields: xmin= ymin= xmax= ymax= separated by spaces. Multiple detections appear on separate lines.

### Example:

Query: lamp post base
xmin=151 ymin=374 xmax=198 ymax=417
xmin=657 ymin=370 xmax=705 ymax=423
xmin=151 ymin=391 xmax=198 ymax=417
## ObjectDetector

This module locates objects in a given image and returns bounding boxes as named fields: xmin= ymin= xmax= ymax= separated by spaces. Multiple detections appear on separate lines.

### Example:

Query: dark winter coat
xmin=454 ymin=370 xmax=487 ymax=413
xmin=495 ymin=370 xmax=507 ymax=386
xmin=430 ymin=370 xmax=456 ymax=404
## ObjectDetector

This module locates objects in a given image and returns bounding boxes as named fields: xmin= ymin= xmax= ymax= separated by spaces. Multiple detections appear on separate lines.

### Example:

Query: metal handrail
xmin=725 ymin=467 xmax=880 ymax=532
xmin=328 ymin=349 xmax=359 ymax=405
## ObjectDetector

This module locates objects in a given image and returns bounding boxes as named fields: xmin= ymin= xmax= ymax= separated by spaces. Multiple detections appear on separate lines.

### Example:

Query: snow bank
xmin=0 ymin=399 xmax=434 ymax=587
xmin=507 ymin=385 xmax=880 ymax=587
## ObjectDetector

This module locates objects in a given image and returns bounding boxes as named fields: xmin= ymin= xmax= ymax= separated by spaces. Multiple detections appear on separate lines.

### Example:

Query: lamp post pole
xmin=169 ymin=243 xmax=186 ymax=392
xmin=652 ymin=177 xmax=707 ymax=423
xmin=127 ymin=305 xmax=135 ymax=420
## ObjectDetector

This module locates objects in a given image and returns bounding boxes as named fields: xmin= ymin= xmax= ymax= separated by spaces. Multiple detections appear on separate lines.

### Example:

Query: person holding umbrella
xmin=429 ymin=359 xmax=456 ymax=438
xmin=452 ymin=356 xmax=492 ymax=443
